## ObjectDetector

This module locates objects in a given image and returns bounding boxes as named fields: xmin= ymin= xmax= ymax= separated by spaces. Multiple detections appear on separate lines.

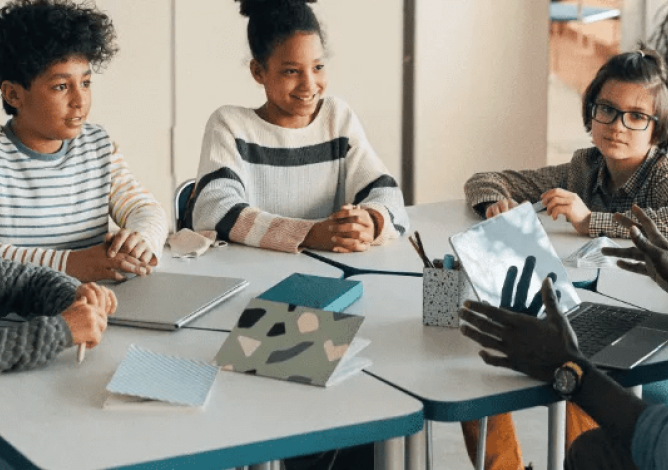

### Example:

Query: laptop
xmin=450 ymin=202 xmax=668 ymax=370
xmin=103 ymin=272 xmax=248 ymax=330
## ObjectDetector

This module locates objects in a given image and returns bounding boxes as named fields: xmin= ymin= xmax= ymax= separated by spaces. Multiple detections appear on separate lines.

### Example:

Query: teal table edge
xmin=0 ymin=408 xmax=424 ymax=470
xmin=369 ymin=359 xmax=668 ymax=423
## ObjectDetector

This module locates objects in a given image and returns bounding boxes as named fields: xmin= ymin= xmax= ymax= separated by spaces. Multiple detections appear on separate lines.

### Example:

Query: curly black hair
xmin=0 ymin=0 xmax=118 ymax=115
xmin=235 ymin=0 xmax=324 ymax=65
xmin=582 ymin=45 xmax=668 ymax=152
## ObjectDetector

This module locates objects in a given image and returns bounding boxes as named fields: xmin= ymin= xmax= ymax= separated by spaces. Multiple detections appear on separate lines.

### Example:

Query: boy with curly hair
xmin=0 ymin=0 xmax=168 ymax=283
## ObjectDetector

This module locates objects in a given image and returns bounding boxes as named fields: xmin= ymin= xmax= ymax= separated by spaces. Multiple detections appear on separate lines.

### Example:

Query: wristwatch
xmin=553 ymin=361 xmax=585 ymax=400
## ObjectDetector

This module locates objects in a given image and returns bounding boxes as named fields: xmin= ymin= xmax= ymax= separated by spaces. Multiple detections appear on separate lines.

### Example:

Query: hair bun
xmin=237 ymin=0 xmax=316 ymax=18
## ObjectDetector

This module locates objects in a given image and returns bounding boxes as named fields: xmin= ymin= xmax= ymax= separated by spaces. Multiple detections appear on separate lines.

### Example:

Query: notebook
xmin=450 ymin=202 xmax=668 ymax=370
xmin=104 ymin=344 xmax=219 ymax=410
xmin=258 ymin=273 xmax=363 ymax=312
xmin=215 ymin=298 xmax=370 ymax=387
xmin=104 ymin=272 xmax=248 ymax=330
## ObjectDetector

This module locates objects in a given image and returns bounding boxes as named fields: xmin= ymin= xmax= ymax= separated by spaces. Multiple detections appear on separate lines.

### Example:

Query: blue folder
xmin=258 ymin=273 xmax=363 ymax=313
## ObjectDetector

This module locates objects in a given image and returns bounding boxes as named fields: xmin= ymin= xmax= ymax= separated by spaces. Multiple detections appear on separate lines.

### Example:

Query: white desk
xmin=597 ymin=267 xmax=668 ymax=312
xmin=0 ymin=327 xmax=423 ymax=470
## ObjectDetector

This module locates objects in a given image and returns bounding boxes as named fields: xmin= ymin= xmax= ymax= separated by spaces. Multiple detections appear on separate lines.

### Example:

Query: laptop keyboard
xmin=570 ymin=304 xmax=652 ymax=358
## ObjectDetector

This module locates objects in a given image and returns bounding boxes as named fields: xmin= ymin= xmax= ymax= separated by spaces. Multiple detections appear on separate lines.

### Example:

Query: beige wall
xmin=413 ymin=0 xmax=550 ymax=203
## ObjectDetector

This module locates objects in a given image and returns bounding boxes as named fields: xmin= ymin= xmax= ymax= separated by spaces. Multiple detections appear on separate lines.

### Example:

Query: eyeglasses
xmin=591 ymin=103 xmax=658 ymax=131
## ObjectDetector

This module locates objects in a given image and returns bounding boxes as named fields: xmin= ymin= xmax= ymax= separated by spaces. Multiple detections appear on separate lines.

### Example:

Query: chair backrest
xmin=174 ymin=178 xmax=196 ymax=231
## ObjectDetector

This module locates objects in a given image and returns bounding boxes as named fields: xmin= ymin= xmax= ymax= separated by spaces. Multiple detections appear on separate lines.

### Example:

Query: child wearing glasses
xmin=465 ymin=47 xmax=668 ymax=239
xmin=462 ymin=47 xmax=668 ymax=470
xmin=187 ymin=0 xmax=408 ymax=254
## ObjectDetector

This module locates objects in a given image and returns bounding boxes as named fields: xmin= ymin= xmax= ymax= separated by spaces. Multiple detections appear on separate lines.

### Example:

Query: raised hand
xmin=500 ymin=255 xmax=559 ymax=316
xmin=602 ymin=204 xmax=668 ymax=293
xmin=461 ymin=277 xmax=581 ymax=382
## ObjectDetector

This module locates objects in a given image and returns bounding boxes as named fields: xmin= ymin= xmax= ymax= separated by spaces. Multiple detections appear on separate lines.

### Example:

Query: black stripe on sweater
xmin=353 ymin=175 xmax=399 ymax=205
xmin=235 ymin=137 xmax=349 ymax=167
xmin=183 ymin=167 xmax=245 ymax=230
xmin=215 ymin=203 xmax=249 ymax=241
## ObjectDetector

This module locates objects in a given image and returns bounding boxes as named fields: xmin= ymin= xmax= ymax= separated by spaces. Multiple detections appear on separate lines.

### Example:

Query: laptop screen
xmin=449 ymin=202 xmax=580 ymax=314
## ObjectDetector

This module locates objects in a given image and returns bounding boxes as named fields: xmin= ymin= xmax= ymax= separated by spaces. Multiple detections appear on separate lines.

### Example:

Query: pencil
xmin=414 ymin=231 xmax=434 ymax=268
xmin=77 ymin=343 xmax=86 ymax=364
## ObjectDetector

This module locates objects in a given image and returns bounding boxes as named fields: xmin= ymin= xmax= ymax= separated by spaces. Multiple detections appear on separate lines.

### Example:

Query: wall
xmin=413 ymin=0 xmax=550 ymax=204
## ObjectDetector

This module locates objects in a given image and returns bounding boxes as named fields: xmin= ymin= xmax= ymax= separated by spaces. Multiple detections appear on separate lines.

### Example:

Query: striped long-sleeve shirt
xmin=0 ymin=121 xmax=168 ymax=271
xmin=464 ymin=147 xmax=668 ymax=238
xmin=189 ymin=96 xmax=409 ymax=253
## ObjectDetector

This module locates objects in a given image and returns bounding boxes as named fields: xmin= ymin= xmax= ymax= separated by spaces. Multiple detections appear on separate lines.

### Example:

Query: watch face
xmin=555 ymin=368 xmax=577 ymax=395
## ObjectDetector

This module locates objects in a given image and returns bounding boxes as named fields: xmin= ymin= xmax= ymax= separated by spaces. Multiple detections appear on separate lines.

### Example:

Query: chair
xmin=174 ymin=178 xmax=196 ymax=231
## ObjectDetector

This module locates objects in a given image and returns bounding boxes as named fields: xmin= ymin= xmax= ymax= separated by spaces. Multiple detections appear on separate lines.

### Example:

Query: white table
xmin=0 ymin=327 xmax=423 ymax=470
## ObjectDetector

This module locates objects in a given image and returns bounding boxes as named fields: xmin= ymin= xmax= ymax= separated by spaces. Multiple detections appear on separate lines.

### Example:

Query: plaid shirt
xmin=464 ymin=147 xmax=668 ymax=238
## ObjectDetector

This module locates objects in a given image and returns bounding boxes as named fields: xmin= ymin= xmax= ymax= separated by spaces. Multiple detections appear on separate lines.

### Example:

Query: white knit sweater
xmin=191 ymin=96 xmax=409 ymax=253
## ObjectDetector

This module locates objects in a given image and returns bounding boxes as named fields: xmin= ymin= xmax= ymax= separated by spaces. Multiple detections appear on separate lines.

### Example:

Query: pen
xmin=77 ymin=343 xmax=86 ymax=364
xmin=443 ymin=254 xmax=456 ymax=270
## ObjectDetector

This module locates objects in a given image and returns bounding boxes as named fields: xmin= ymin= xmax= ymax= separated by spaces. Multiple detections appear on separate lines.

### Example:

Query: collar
xmin=3 ymin=118 xmax=70 ymax=161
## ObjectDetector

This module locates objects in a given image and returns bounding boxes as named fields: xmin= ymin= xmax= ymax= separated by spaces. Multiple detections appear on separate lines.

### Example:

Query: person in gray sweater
xmin=0 ymin=258 xmax=115 ymax=372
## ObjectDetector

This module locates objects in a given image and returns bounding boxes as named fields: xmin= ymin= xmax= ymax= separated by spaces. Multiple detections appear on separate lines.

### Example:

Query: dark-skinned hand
xmin=460 ymin=277 xmax=582 ymax=383
xmin=601 ymin=204 xmax=668 ymax=293
xmin=500 ymin=255 xmax=559 ymax=316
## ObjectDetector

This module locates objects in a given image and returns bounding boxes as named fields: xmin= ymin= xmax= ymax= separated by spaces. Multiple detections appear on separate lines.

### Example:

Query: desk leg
xmin=375 ymin=437 xmax=404 ymax=470
xmin=547 ymin=401 xmax=566 ymax=470
xmin=406 ymin=425 xmax=426 ymax=470
xmin=475 ymin=417 xmax=488 ymax=470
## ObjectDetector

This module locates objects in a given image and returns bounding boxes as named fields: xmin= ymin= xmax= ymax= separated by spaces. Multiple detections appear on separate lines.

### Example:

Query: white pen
xmin=77 ymin=343 xmax=86 ymax=364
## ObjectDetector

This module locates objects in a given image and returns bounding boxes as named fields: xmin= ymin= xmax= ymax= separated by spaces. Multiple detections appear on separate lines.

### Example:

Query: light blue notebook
xmin=105 ymin=344 xmax=218 ymax=408
xmin=258 ymin=273 xmax=363 ymax=312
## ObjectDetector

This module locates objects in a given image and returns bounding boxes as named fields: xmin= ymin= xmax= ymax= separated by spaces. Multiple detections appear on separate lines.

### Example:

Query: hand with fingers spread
xmin=501 ymin=255 xmax=559 ymax=316
xmin=541 ymin=188 xmax=592 ymax=235
xmin=602 ymin=204 xmax=668 ymax=293
xmin=461 ymin=277 xmax=581 ymax=382
xmin=66 ymin=242 xmax=151 ymax=282
xmin=75 ymin=282 xmax=117 ymax=316
xmin=485 ymin=198 xmax=519 ymax=218
xmin=106 ymin=229 xmax=158 ymax=267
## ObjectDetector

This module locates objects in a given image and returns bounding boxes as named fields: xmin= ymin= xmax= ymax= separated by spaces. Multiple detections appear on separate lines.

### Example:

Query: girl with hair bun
xmin=187 ymin=0 xmax=409 ymax=255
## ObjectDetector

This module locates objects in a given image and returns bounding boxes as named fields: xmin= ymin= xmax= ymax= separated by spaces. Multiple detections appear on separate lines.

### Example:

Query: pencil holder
xmin=422 ymin=267 xmax=474 ymax=328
